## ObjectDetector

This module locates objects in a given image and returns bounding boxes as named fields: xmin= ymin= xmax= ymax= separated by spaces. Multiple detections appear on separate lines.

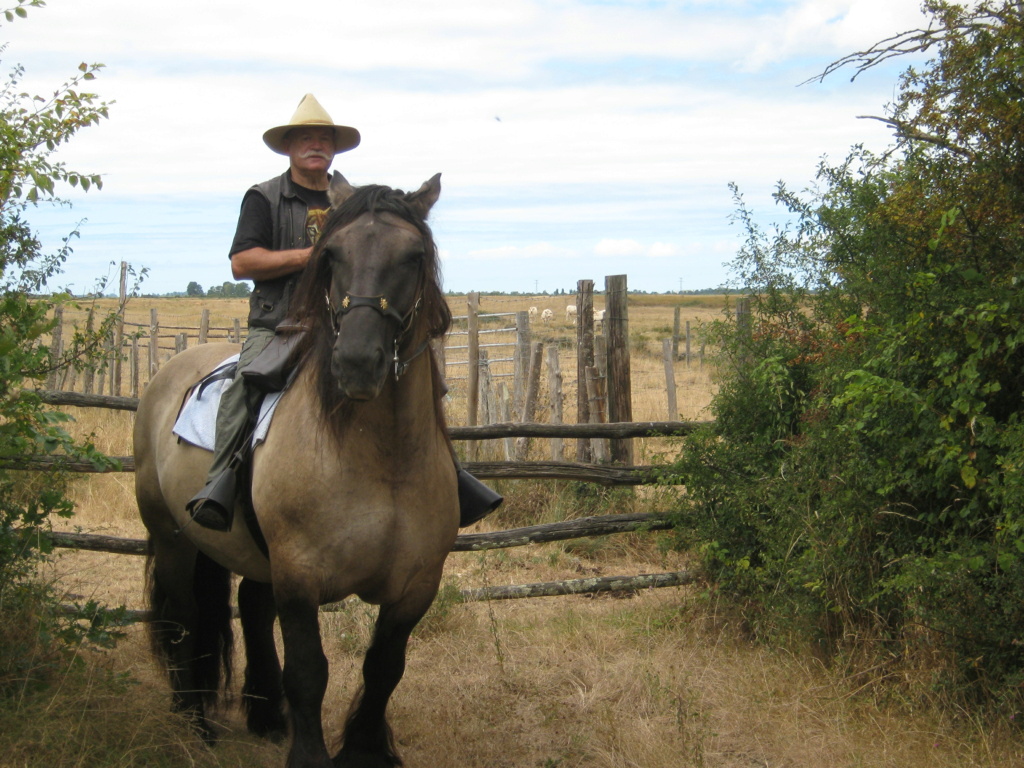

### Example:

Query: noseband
xmin=324 ymin=287 xmax=429 ymax=380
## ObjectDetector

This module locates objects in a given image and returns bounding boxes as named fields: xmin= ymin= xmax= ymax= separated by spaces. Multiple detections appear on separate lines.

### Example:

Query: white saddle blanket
xmin=172 ymin=353 xmax=283 ymax=451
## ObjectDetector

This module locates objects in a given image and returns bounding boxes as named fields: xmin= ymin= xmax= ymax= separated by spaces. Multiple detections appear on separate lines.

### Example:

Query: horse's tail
xmin=145 ymin=539 xmax=234 ymax=714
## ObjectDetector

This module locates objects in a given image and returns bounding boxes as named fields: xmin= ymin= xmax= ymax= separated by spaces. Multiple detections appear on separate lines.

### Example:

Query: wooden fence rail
xmin=2 ymin=454 xmax=670 ymax=485
xmin=12 ymin=393 xmax=705 ymax=484
xmin=43 ymin=512 xmax=675 ymax=557
xmin=29 ymin=388 xmax=709 ymax=438
xmin=96 ymin=568 xmax=696 ymax=623
xmin=44 ymin=513 xmax=690 ymax=620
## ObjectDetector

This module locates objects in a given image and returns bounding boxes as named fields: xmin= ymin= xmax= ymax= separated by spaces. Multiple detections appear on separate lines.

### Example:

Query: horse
xmin=133 ymin=174 xmax=459 ymax=768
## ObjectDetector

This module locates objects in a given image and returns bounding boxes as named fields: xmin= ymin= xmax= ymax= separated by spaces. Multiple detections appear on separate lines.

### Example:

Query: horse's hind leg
xmin=335 ymin=601 xmax=428 ymax=768
xmin=238 ymin=577 xmax=287 ymax=741
xmin=146 ymin=541 xmax=233 ymax=743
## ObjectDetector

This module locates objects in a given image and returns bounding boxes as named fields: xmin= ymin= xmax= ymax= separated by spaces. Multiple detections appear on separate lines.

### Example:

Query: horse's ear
xmin=328 ymin=173 xmax=356 ymax=209
xmin=407 ymin=173 xmax=441 ymax=218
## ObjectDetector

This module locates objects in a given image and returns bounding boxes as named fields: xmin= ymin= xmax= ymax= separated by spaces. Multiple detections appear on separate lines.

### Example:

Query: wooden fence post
xmin=83 ymin=308 xmax=95 ymax=395
xmin=98 ymin=334 xmax=111 ymax=396
xmin=513 ymin=310 xmax=530 ymax=417
xmin=199 ymin=309 xmax=210 ymax=344
xmin=594 ymin=334 xmax=607 ymax=381
xmin=662 ymin=339 xmax=678 ymax=420
xmin=545 ymin=344 xmax=564 ymax=461
xmin=585 ymin=365 xmax=608 ymax=463
xmin=515 ymin=341 xmax=544 ymax=461
xmin=478 ymin=350 xmax=493 ymax=425
xmin=576 ymin=279 xmax=595 ymax=463
xmin=685 ymin=320 xmax=692 ymax=368
xmin=130 ymin=336 xmax=140 ymax=398
xmin=605 ymin=274 xmax=633 ymax=465
xmin=497 ymin=382 xmax=514 ymax=460
xmin=466 ymin=292 xmax=480 ymax=461
xmin=113 ymin=261 xmax=126 ymax=395
xmin=672 ymin=306 xmax=681 ymax=361
xmin=47 ymin=306 xmax=64 ymax=390
xmin=149 ymin=308 xmax=159 ymax=377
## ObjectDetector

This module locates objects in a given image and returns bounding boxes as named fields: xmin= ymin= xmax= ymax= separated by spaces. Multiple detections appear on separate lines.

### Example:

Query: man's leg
xmin=186 ymin=328 xmax=275 ymax=530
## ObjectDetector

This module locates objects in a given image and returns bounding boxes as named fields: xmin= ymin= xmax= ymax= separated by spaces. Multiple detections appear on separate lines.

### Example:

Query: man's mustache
xmin=301 ymin=150 xmax=332 ymax=161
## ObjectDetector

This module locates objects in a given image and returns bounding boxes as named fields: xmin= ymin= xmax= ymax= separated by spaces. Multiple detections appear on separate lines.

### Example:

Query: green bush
xmin=663 ymin=1 xmax=1024 ymax=710
xmin=0 ymin=1 xmax=131 ymax=699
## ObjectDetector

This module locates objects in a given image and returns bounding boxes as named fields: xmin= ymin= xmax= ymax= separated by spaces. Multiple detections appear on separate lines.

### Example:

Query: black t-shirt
xmin=229 ymin=183 xmax=331 ymax=257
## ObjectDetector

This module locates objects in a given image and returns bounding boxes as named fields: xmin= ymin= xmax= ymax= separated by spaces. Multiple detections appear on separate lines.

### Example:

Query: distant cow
xmin=593 ymin=308 xmax=606 ymax=330
xmin=541 ymin=308 xmax=554 ymax=322
xmin=565 ymin=304 xmax=577 ymax=323
xmin=528 ymin=306 xmax=538 ymax=319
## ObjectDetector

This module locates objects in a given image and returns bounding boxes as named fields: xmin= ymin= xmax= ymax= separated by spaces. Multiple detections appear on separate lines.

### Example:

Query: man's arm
xmin=231 ymin=246 xmax=312 ymax=282
xmin=230 ymin=187 xmax=312 ymax=281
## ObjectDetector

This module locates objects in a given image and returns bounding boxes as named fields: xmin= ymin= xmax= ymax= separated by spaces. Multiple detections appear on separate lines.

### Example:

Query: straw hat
xmin=262 ymin=94 xmax=361 ymax=155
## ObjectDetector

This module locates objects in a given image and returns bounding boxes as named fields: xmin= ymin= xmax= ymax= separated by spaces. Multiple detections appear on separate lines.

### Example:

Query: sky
xmin=11 ymin=0 xmax=932 ymax=296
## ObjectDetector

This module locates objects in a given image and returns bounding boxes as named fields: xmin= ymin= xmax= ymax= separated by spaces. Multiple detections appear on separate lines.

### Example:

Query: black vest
xmin=246 ymin=170 xmax=341 ymax=331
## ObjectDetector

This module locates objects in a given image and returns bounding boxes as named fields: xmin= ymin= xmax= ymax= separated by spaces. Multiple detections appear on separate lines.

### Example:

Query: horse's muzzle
xmin=332 ymin=341 xmax=388 ymax=400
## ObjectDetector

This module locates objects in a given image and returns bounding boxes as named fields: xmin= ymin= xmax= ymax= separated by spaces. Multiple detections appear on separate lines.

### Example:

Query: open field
xmin=55 ymin=292 xmax=726 ymax=426
xmin=16 ymin=293 xmax=1023 ymax=767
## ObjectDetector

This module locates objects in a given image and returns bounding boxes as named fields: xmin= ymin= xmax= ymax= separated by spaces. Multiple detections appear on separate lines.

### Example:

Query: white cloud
xmin=595 ymin=239 xmax=644 ymax=257
xmin=461 ymin=242 xmax=580 ymax=262
xmin=649 ymin=242 xmax=678 ymax=258
xmin=11 ymin=0 xmax=932 ymax=294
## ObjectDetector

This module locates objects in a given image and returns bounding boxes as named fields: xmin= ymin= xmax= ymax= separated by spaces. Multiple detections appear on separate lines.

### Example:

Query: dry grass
xmin=35 ymin=523 xmax=1024 ymax=768
xmin=17 ymin=296 xmax=1023 ymax=766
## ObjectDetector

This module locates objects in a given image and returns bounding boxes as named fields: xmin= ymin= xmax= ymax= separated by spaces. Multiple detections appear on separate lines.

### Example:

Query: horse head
xmin=291 ymin=174 xmax=450 ymax=404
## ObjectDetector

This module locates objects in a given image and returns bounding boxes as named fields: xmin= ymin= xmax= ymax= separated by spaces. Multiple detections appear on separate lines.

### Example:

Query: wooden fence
xmin=16 ymin=388 xmax=705 ymax=617
xmin=28 ymin=270 xmax=731 ymax=613
xmin=47 ymin=269 xmax=722 ymax=438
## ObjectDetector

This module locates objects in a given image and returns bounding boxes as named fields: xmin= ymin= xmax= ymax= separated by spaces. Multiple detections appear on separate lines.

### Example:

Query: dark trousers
xmin=205 ymin=326 xmax=276 ymax=482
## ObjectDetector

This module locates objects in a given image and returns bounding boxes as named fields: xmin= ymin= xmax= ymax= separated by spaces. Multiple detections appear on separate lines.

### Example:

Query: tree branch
xmin=857 ymin=114 xmax=975 ymax=160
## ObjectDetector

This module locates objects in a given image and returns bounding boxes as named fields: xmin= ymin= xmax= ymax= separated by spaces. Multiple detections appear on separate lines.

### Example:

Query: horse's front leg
xmin=277 ymin=588 xmax=332 ymax=768
xmin=335 ymin=598 xmax=431 ymax=768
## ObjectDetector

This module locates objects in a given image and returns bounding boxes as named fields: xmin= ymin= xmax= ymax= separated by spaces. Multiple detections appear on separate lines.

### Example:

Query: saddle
xmin=241 ymin=320 xmax=308 ymax=393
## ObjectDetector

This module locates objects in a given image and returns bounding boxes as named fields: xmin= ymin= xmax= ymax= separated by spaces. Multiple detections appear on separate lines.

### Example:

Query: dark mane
xmin=287 ymin=183 xmax=452 ymax=443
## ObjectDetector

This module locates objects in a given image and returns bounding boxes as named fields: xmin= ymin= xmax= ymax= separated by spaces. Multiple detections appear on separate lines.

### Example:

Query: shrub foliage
xmin=0 ymin=0 xmax=128 ymax=694
xmin=666 ymin=1 xmax=1024 ymax=708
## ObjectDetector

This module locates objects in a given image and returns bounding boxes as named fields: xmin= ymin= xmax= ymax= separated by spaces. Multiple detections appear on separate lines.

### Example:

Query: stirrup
xmin=457 ymin=469 xmax=503 ymax=527
xmin=185 ymin=470 xmax=237 ymax=532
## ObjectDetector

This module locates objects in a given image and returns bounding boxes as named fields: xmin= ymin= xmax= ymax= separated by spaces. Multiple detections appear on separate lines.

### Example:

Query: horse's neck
xmin=336 ymin=352 xmax=441 ymax=446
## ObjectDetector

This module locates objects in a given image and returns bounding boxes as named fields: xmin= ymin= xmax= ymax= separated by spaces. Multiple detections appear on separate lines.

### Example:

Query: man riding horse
xmin=186 ymin=93 xmax=500 ymax=531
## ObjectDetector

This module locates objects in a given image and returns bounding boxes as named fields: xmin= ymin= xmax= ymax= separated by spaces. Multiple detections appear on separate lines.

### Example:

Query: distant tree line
xmin=185 ymin=281 xmax=250 ymax=298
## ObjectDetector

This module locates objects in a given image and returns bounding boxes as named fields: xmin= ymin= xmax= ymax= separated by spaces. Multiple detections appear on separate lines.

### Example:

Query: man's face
xmin=285 ymin=127 xmax=336 ymax=175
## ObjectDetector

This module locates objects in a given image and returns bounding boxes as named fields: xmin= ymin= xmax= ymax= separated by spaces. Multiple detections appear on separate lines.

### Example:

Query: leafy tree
xmin=206 ymin=280 xmax=250 ymax=298
xmin=666 ymin=0 xmax=1024 ymax=708
xmin=0 ymin=0 xmax=128 ymax=694
xmin=186 ymin=280 xmax=204 ymax=297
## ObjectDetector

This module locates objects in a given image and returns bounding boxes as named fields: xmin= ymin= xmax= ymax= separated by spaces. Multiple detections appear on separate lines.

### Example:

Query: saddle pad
xmin=172 ymin=354 xmax=283 ymax=451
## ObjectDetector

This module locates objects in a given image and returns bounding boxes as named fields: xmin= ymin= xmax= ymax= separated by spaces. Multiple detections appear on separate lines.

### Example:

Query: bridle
xmin=324 ymin=279 xmax=430 ymax=380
